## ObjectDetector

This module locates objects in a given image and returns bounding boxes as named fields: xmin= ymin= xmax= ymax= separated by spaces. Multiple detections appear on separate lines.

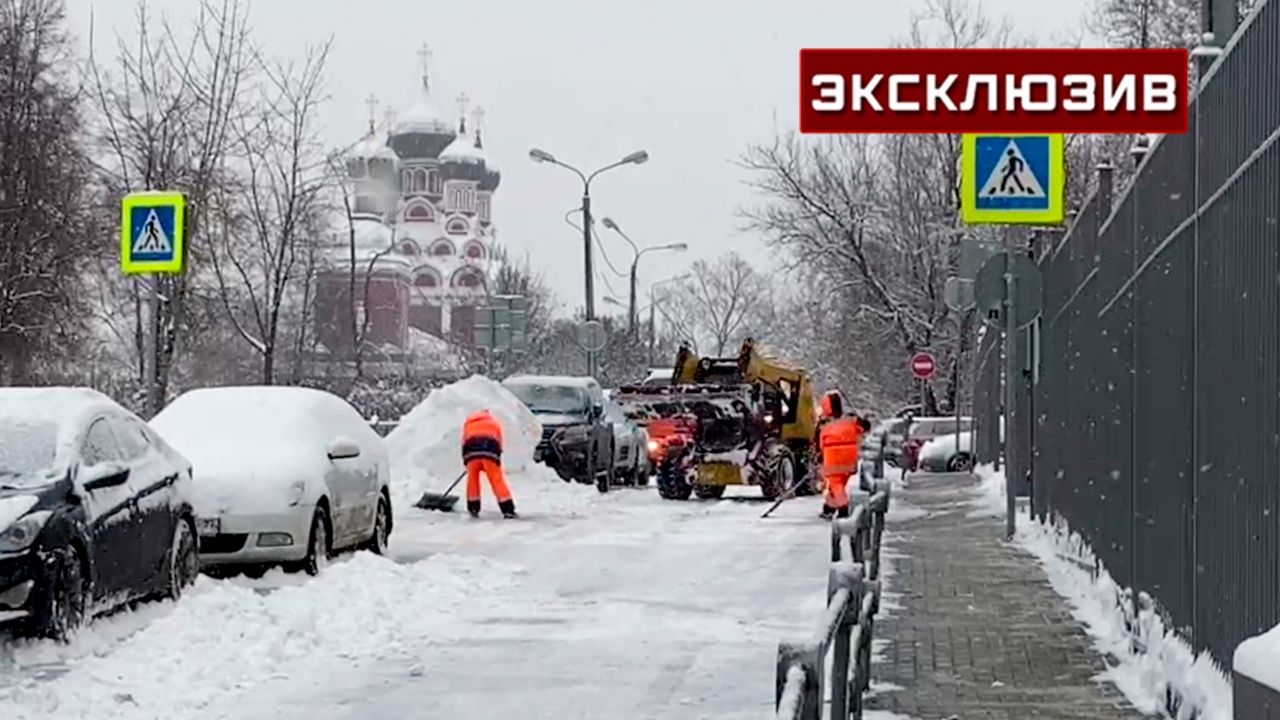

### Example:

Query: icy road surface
xmin=0 ymin=480 xmax=833 ymax=720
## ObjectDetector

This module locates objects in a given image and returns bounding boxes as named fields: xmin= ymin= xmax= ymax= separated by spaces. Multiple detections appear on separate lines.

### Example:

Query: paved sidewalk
xmin=864 ymin=473 xmax=1146 ymax=720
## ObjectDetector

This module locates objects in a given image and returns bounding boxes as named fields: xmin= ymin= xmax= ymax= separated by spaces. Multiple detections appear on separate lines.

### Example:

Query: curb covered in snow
xmin=970 ymin=464 xmax=1232 ymax=720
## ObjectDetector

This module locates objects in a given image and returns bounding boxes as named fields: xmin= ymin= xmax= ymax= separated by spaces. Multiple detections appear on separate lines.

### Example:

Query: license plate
xmin=196 ymin=517 xmax=220 ymax=537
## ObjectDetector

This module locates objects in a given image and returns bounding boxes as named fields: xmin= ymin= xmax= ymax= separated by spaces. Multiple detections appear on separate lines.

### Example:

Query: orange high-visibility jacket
xmin=462 ymin=410 xmax=504 ymax=463
xmin=819 ymin=417 xmax=864 ymax=476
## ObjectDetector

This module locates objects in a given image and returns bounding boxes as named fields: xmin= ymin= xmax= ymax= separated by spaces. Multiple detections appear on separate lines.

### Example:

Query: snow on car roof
xmin=502 ymin=374 xmax=599 ymax=388
xmin=0 ymin=387 xmax=124 ymax=458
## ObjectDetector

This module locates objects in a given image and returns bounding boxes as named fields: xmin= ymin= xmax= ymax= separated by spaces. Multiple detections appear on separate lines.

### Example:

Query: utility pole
xmin=581 ymin=191 xmax=597 ymax=377
xmin=628 ymin=260 xmax=639 ymax=335
xmin=1003 ymin=226 xmax=1018 ymax=540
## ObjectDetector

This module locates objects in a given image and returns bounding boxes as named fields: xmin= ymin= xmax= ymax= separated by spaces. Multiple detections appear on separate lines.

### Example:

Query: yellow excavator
xmin=626 ymin=338 xmax=821 ymax=500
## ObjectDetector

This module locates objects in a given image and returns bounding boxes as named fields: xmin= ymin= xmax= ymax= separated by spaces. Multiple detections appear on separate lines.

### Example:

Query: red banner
xmin=799 ymin=48 xmax=1190 ymax=134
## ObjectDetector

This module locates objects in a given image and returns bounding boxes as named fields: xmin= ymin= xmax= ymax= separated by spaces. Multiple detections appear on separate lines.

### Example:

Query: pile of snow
xmin=1235 ymin=624 xmax=1280 ymax=691
xmin=383 ymin=375 xmax=600 ymax=519
xmin=918 ymin=430 xmax=974 ymax=464
xmin=384 ymin=375 xmax=542 ymax=506
xmin=968 ymin=462 xmax=1006 ymax=517
xmin=0 ymin=552 xmax=527 ymax=719
xmin=970 ymin=465 xmax=1232 ymax=719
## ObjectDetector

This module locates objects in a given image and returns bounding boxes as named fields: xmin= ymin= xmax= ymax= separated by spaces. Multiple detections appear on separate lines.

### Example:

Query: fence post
xmin=828 ymin=562 xmax=862 ymax=720
xmin=776 ymin=641 xmax=822 ymax=720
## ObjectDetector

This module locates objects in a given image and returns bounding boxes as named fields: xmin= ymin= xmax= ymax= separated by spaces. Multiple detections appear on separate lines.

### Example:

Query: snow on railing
xmin=774 ymin=479 xmax=890 ymax=720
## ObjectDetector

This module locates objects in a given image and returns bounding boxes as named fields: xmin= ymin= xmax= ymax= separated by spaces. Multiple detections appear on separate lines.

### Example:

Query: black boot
xmin=836 ymin=505 xmax=850 ymax=519
xmin=466 ymin=499 xmax=481 ymax=518
xmin=820 ymin=504 xmax=835 ymax=519
xmin=499 ymin=499 xmax=518 ymax=519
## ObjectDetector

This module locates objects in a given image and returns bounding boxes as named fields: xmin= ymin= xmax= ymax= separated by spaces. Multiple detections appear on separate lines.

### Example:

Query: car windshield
xmin=913 ymin=419 xmax=972 ymax=437
xmin=0 ymin=420 xmax=60 ymax=487
xmin=506 ymin=383 xmax=590 ymax=415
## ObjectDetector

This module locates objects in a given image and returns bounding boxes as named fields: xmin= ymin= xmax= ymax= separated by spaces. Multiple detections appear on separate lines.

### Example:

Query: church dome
xmin=388 ymin=52 xmax=455 ymax=160
xmin=347 ymin=132 xmax=397 ymax=179
xmin=438 ymin=119 xmax=486 ymax=182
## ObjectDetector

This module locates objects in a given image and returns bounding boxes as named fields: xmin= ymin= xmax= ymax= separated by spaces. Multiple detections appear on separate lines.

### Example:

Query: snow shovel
xmin=414 ymin=471 xmax=467 ymax=512
xmin=759 ymin=469 xmax=816 ymax=519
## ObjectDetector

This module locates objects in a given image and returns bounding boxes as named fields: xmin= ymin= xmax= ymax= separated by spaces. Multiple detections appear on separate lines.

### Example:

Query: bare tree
xmin=209 ymin=40 xmax=332 ymax=384
xmin=659 ymin=252 xmax=771 ymax=356
xmin=739 ymin=0 xmax=1018 ymax=414
xmin=0 ymin=0 xmax=91 ymax=385
xmin=86 ymin=0 xmax=255 ymax=413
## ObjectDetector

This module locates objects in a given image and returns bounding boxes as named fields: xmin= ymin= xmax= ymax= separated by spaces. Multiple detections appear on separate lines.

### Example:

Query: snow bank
xmin=972 ymin=466 xmax=1232 ymax=719
xmin=918 ymin=430 xmax=974 ymax=464
xmin=384 ymin=375 xmax=542 ymax=506
xmin=1 ymin=552 xmax=527 ymax=719
xmin=1234 ymin=623 xmax=1280 ymax=691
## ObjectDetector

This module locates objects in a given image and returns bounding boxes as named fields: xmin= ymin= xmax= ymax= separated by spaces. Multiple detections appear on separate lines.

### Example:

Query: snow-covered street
xmin=0 ymin=473 xmax=833 ymax=720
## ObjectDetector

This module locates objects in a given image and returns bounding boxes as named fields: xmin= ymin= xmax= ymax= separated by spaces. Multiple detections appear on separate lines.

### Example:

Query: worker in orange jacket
xmin=817 ymin=390 xmax=869 ymax=519
xmin=461 ymin=409 xmax=517 ymax=519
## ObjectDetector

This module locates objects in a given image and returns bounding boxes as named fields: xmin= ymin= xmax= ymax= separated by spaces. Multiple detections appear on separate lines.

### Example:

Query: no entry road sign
xmin=910 ymin=352 xmax=936 ymax=381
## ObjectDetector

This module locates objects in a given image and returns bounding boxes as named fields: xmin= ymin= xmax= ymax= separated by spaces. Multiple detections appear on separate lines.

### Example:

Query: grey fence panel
xmin=974 ymin=0 xmax=1280 ymax=669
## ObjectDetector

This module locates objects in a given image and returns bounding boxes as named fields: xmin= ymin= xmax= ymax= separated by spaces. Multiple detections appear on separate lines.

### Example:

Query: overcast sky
xmin=68 ymin=0 xmax=1092 ymax=315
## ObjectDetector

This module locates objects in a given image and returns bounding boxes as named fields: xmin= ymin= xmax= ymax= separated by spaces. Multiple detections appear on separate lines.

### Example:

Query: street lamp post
xmin=529 ymin=147 xmax=649 ymax=378
xmin=601 ymin=216 xmax=687 ymax=335
xmin=646 ymin=273 xmax=691 ymax=367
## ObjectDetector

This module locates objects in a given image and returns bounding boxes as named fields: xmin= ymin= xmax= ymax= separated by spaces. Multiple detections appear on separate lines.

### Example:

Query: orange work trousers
xmin=466 ymin=458 xmax=513 ymax=505
xmin=823 ymin=471 xmax=851 ymax=510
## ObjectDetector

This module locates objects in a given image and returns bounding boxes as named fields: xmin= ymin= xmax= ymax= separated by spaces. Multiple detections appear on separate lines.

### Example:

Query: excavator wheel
xmin=759 ymin=446 xmax=795 ymax=501
xmin=656 ymin=458 xmax=692 ymax=500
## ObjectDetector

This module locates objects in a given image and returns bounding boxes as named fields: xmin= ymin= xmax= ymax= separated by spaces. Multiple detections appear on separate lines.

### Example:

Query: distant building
xmin=314 ymin=45 xmax=500 ymax=358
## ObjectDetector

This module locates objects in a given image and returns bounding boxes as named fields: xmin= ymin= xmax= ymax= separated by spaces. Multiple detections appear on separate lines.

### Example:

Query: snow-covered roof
xmin=352 ymin=133 xmax=396 ymax=162
xmin=396 ymin=88 xmax=453 ymax=136
xmin=439 ymin=130 xmax=485 ymax=165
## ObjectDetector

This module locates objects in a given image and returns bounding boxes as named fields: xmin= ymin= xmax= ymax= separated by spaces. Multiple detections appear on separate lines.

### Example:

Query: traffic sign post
xmin=960 ymin=134 xmax=1063 ymax=540
xmin=120 ymin=191 xmax=187 ymax=419
xmin=474 ymin=294 xmax=529 ymax=377
xmin=960 ymin=134 xmax=1066 ymax=226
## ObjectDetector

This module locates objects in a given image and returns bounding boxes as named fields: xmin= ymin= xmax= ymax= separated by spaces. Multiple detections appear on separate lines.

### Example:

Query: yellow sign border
xmin=960 ymin=133 xmax=1065 ymax=226
xmin=121 ymin=190 xmax=187 ymax=275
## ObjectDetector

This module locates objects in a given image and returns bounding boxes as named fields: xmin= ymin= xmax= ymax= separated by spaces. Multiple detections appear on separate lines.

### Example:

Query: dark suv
xmin=502 ymin=375 xmax=615 ymax=492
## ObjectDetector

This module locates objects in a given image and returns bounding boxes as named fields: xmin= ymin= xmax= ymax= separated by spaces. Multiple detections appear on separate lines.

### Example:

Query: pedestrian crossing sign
xmin=121 ymin=191 xmax=186 ymax=274
xmin=960 ymin=134 xmax=1065 ymax=225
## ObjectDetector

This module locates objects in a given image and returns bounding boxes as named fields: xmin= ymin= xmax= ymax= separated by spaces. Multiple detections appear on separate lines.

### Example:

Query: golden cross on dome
xmin=456 ymin=92 xmax=469 ymax=120
xmin=473 ymin=105 xmax=485 ymax=130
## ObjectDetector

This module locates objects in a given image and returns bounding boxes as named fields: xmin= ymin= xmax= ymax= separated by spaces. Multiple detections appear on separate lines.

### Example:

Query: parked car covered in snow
xmin=150 ymin=387 xmax=392 ymax=577
xmin=0 ymin=387 xmax=199 ymax=639
xmin=602 ymin=398 xmax=649 ymax=485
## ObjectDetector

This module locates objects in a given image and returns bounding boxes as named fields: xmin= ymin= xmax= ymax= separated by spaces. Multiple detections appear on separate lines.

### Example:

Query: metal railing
xmin=774 ymin=480 xmax=891 ymax=720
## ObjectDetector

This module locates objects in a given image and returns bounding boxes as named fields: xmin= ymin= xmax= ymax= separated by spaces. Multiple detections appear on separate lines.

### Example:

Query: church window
xmin=428 ymin=169 xmax=442 ymax=194
xmin=429 ymin=239 xmax=455 ymax=256
xmin=446 ymin=217 xmax=469 ymax=235
xmin=405 ymin=202 xmax=434 ymax=221
xmin=464 ymin=241 xmax=485 ymax=260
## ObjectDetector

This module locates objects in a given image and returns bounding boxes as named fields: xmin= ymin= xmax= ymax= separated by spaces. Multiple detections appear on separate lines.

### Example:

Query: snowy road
xmin=0 ymin=477 xmax=833 ymax=720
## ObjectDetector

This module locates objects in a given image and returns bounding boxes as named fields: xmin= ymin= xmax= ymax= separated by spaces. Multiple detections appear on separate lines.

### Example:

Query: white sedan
xmin=150 ymin=386 xmax=392 ymax=576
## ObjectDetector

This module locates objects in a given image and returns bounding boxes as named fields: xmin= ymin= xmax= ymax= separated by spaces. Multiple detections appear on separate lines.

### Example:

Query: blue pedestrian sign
xmin=120 ymin=191 xmax=186 ymax=274
xmin=960 ymin=134 xmax=1065 ymax=225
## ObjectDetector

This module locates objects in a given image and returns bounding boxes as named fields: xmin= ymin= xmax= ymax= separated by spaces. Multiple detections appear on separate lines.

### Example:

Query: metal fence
xmin=978 ymin=0 xmax=1280 ymax=669
xmin=774 ymin=481 xmax=890 ymax=720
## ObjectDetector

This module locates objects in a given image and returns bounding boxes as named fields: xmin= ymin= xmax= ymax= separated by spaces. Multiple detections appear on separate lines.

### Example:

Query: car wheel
xmin=760 ymin=446 xmax=795 ymax=501
xmin=656 ymin=459 xmax=692 ymax=500
xmin=38 ymin=546 xmax=86 ymax=642
xmin=363 ymin=495 xmax=391 ymax=555
xmin=949 ymin=454 xmax=975 ymax=472
xmin=295 ymin=506 xmax=331 ymax=576
xmin=166 ymin=518 xmax=199 ymax=599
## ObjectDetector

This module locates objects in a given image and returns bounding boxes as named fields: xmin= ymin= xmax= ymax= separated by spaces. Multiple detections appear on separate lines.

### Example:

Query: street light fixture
xmin=529 ymin=147 xmax=650 ymax=378
xmin=600 ymin=216 xmax=688 ymax=335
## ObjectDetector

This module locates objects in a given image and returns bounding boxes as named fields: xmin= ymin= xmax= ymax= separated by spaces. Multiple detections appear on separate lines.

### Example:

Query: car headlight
xmin=288 ymin=480 xmax=307 ymax=507
xmin=647 ymin=440 xmax=660 ymax=452
xmin=0 ymin=511 xmax=53 ymax=553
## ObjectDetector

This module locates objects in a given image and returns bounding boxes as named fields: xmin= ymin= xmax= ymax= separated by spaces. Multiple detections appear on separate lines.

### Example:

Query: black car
xmin=0 ymin=388 xmax=200 ymax=640
xmin=501 ymin=375 xmax=615 ymax=491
